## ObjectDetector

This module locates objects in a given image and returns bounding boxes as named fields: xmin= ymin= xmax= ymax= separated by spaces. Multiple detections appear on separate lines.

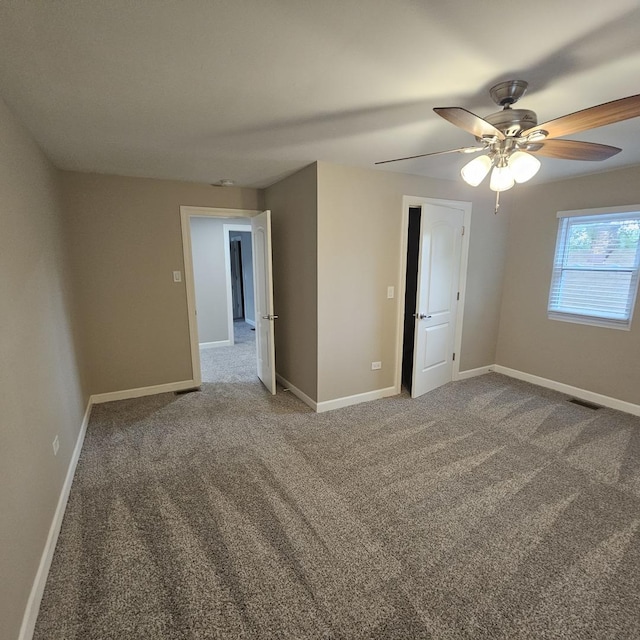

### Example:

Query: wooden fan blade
xmin=526 ymin=139 xmax=622 ymax=161
xmin=521 ymin=94 xmax=640 ymax=139
xmin=375 ymin=146 xmax=483 ymax=165
xmin=434 ymin=107 xmax=506 ymax=140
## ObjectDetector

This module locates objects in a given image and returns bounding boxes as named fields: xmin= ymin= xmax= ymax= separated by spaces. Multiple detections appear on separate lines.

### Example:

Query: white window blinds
xmin=548 ymin=208 xmax=640 ymax=329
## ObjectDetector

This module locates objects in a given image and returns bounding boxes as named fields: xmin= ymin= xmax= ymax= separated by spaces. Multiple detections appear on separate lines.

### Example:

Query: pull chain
xmin=494 ymin=190 xmax=500 ymax=214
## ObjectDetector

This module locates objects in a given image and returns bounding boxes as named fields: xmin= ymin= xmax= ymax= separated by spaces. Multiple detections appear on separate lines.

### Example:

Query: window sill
xmin=547 ymin=311 xmax=631 ymax=331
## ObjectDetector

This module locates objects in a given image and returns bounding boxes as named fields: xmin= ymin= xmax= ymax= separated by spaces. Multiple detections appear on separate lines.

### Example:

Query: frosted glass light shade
xmin=460 ymin=154 xmax=492 ymax=187
xmin=508 ymin=151 xmax=541 ymax=183
xmin=489 ymin=165 xmax=515 ymax=192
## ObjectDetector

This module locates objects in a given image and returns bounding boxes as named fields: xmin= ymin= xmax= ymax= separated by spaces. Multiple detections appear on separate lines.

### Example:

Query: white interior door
xmin=251 ymin=210 xmax=277 ymax=394
xmin=411 ymin=204 xmax=464 ymax=398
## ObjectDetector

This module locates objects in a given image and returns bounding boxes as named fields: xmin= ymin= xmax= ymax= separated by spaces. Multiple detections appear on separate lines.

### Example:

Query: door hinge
xmin=461 ymin=226 xmax=465 ymax=236
xmin=457 ymin=292 xmax=460 ymax=301
xmin=453 ymin=353 xmax=456 ymax=361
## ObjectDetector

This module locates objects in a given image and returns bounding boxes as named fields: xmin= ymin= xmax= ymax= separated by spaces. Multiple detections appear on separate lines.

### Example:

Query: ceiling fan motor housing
xmin=483 ymin=108 xmax=538 ymax=138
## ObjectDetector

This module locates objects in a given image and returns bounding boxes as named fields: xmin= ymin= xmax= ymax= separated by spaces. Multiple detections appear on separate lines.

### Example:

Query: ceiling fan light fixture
xmin=378 ymin=82 xmax=640 ymax=204
xmin=461 ymin=154 xmax=492 ymax=187
xmin=489 ymin=163 xmax=515 ymax=192
xmin=508 ymin=151 xmax=541 ymax=183
xmin=527 ymin=129 xmax=548 ymax=142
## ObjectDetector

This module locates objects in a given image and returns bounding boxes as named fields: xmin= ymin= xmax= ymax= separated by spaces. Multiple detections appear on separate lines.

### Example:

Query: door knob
xmin=262 ymin=314 xmax=279 ymax=320
xmin=413 ymin=313 xmax=432 ymax=319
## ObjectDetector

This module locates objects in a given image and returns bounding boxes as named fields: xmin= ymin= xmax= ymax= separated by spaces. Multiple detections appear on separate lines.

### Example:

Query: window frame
xmin=548 ymin=205 xmax=640 ymax=331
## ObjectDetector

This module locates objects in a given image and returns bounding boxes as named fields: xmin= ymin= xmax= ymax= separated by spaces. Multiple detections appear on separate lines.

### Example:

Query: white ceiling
xmin=0 ymin=0 xmax=639 ymax=188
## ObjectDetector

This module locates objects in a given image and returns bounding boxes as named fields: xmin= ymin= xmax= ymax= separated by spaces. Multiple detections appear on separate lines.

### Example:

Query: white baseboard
xmin=276 ymin=374 xmax=317 ymax=411
xmin=245 ymin=318 xmax=256 ymax=328
xmin=276 ymin=376 xmax=398 ymax=414
xmin=492 ymin=365 xmax=640 ymax=417
xmin=456 ymin=365 xmax=494 ymax=380
xmin=199 ymin=340 xmax=231 ymax=349
xmin=91 ymin=379 xmax=198 ymax=404
xmin=316 ymin=386 xmax=398 ymax=413
xmin=19 ymin=399 xmax=92 ymax=640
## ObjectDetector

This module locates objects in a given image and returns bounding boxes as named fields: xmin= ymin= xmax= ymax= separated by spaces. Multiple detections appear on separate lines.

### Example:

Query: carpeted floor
xmin=199 ymin=320 xmax=257 ymax=384
xmin=34 ymin=337 xmax=640 ymax=638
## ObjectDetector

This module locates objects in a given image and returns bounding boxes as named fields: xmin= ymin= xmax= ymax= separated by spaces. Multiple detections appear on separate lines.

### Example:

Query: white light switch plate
xmin=387 ymin=286 xmax=394 ymax=299
xmin=173 ymin=271 xmax=182 ymax=283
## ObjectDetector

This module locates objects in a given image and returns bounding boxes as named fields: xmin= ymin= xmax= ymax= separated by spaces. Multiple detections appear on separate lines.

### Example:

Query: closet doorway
xmin=396 ymin=196 xmax=471 ymax=398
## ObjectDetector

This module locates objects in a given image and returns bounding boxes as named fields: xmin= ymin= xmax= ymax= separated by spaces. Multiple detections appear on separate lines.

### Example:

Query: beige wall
xmin=316 ymin=162 xmax=509 ymax=403
xmin=265 ymin=163 xmax=319 ymax=401
xmin=496 ymin=166 xmax=640 ymax=404
xmin=60 ymin=172 xmax=263 ymax=394
xmin=0 ymin=99 xmax=87 ymax=640
xmin=190 ymin=216 xmax=249 ymax=344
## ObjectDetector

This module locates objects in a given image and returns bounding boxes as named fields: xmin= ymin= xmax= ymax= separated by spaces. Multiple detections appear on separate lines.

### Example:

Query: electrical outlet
xmin=52 ymin=435 xmax=59 ymax=456
xmin=371 ymin=361 xmax=382 ymax=370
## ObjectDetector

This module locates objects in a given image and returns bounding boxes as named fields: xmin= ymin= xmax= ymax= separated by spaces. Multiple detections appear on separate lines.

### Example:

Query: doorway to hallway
xmin=180 ymin=206 xmax=277 ymax=394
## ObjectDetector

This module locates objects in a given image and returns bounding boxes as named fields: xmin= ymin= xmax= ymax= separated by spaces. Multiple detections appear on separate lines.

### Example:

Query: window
xmin=548 ymin=206 xmax=640 ymax=330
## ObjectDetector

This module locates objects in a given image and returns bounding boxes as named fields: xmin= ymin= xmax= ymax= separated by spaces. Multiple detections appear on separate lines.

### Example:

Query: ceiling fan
xmin=376 ymin=80 xmax=640 ymax=197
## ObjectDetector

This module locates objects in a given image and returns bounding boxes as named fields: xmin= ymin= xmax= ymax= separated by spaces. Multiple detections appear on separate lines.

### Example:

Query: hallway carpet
xmin=199 ymin=321 xmax=256 ymax=384
xmin=34 ymin=365 xmax=640 ymax=639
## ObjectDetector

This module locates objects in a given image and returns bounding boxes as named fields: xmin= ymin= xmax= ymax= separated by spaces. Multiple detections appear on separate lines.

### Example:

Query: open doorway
xmin=229 ymin=236 xmax=244 ymax=320
xmin=193 ymin=220 xmax=255 ymax=383
xmin=180 ymin=206 xmax=277 ymax=393
xmin=185 ymin=214 xmax=255 ymax=384
xmin=401 ymin=206 xmax=422 ymax=393
xmin=227 ymin=228 xmax=255 ymax=328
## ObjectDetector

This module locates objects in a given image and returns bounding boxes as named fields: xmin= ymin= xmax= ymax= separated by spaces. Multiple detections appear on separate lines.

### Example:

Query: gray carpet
xmin=34 ymin=338 xmax=640 ymax=638
xmin=199 ymin=320 xmax=257 ymax=384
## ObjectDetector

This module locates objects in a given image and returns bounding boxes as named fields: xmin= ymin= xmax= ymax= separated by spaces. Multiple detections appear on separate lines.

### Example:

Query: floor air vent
xmin=568 ymin=398 xmax=600 ymax=410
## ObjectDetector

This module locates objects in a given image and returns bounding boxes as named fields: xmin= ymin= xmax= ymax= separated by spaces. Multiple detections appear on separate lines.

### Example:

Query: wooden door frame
xmin=393 ymin=196 xmax=472 ymax=395
xmin=180 ymin=206 xmax=259 ymax=386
